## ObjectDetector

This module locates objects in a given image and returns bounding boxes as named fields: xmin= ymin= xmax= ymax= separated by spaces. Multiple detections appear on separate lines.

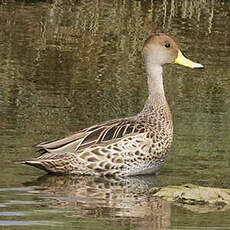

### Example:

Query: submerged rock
xmin=150 ymin=184 xmax=230 ymax=213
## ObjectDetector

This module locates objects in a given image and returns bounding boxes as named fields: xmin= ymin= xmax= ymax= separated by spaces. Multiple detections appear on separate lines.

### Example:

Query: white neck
xmin=145 ymin=64 xmax=165 ymax=98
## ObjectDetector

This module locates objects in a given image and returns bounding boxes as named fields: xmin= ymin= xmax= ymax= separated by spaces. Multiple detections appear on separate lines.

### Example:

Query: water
xmin=0 ymin=0 xmax=230 ymax=229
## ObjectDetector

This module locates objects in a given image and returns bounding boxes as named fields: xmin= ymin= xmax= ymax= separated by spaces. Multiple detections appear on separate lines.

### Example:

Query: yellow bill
xmin=175 ymin=50 xmax=204 ymax=69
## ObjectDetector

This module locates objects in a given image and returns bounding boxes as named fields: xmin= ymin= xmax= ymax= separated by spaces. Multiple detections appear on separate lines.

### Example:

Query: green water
xmin=0 ymin=0 xmax=230 ymax=229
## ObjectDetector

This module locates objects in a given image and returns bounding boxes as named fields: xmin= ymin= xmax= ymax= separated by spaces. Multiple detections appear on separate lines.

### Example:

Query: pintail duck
xmin=23 ymin=34 xmax=203 ymax=177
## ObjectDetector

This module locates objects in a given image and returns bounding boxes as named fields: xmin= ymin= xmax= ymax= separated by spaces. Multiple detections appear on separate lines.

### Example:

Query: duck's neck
xmin=138 ymin=63 xmax=171 ymax=123
xmin=146 ymin=64 xmax=166 ymax=103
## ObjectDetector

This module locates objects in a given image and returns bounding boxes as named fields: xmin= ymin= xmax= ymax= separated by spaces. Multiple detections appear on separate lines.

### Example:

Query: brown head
xmin=142 ymin=34 xmax=203 ymax=68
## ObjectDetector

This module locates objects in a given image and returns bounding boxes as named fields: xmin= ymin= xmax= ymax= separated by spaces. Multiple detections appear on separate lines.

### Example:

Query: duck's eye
xmin=165 ymin=43 xmax=170 ymax=48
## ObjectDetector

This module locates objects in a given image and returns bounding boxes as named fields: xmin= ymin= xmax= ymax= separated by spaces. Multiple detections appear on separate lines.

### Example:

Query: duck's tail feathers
xmin=19 ymin=160 xmax=50 ymax=172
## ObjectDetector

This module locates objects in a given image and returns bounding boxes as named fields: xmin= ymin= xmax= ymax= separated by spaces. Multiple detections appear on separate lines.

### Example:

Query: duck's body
xmin=23 ymin=34 xmax=203 ymax=177
xmin=27 ymin=100 xmax=173 ymax=177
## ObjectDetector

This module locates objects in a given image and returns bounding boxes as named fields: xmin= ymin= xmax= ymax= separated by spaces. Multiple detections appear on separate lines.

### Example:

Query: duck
xmin=22 ymin=34 xmax=203 ymax=177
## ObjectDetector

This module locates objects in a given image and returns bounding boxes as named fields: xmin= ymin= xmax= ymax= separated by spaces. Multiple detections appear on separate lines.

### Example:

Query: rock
xmin=150 ymin=184 xmax=230 ymax=213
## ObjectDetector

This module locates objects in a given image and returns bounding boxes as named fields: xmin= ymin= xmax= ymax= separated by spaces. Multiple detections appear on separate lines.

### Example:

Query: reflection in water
xmin=25 ymin=175 xmax=170 ymax=229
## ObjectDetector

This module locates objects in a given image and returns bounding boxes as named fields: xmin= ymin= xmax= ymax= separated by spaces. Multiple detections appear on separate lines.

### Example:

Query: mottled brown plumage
xmin=22 ymin=34 xmax=203 ymax=177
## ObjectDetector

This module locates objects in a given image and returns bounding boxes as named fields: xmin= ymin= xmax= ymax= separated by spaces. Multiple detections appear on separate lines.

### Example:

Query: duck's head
xmin=142 ymin=34 xmax=203 ymax=69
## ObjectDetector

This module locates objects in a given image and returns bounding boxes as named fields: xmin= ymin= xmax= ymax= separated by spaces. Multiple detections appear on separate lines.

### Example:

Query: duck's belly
xmin=124 ymin=154 xmax=169 ymax=177
xmin=126 ymin=165 xmax=159 ymax=176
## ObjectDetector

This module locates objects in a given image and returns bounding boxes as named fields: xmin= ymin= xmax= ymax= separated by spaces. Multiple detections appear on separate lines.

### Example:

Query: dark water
xmin=0 ymin=0 xmax=230 ymax=229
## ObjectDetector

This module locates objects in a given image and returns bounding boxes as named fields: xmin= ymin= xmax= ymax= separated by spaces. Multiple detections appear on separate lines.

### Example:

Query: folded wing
xmin=35 ymin=117 xmax=147 ymax=155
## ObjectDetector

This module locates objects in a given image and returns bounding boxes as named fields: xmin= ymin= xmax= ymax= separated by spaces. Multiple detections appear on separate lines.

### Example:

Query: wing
xmin=35 ymin=117 xmax=147 ymax=155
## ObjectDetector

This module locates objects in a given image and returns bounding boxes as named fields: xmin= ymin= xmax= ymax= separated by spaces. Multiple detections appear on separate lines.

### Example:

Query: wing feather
xmin=35 ymin=117 xmax=147 ymax=155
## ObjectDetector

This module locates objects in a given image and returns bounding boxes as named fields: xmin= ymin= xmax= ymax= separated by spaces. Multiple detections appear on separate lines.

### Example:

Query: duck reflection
xmin=25 ymin=175 xmax=171 ymax=229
